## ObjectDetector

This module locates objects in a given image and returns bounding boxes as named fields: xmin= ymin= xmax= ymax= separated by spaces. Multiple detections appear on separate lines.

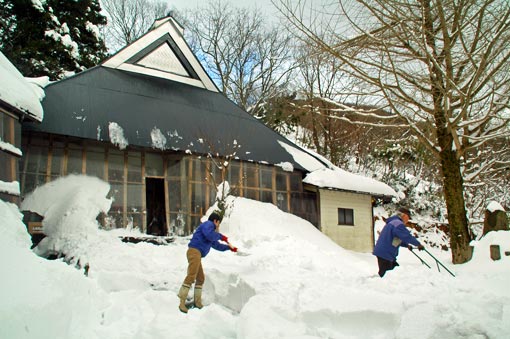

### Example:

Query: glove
xmin=231 ymin=247 xmax=238 ymax=253
xmin=221 ymin=235 xmax=228 ymax=242
xmin=418 ymin=244 xmax=425 ymax=251
xmin=408 ymin=245 xmax=413 ymax=251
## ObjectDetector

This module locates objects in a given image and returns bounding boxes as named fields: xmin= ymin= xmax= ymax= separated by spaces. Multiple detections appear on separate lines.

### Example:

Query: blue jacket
xmin=373 ymin=215 xmax=421 ymax=261
xmin=188 ymin=220 xmax=230 ymax=257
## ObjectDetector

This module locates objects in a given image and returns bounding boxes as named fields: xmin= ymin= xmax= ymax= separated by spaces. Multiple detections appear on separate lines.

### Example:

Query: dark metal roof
xmin=24 ymin=66 xmax=325 ymax=172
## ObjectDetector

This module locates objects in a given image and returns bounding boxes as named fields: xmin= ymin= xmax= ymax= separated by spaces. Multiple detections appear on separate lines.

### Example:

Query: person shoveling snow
xmin=177 ymin=212 xmax=238 ymax=313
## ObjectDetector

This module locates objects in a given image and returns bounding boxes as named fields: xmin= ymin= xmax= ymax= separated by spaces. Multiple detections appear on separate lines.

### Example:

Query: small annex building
xmin=0 ymin=51 xmax=44 ymax=207
xmin=18 ymin=16 xmax=396 ymax=252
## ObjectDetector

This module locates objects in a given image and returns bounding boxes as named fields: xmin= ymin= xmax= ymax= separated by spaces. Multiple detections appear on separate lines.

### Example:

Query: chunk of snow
xmin=108 ymin=122 xmax=128 ymax=150
xmin=150 ymin=127 xmax=167 ymax=150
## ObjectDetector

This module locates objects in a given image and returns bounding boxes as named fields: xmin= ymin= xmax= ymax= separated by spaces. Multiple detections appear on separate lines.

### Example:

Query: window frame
xmin=337 ymin=208 xmax=354 ymax=226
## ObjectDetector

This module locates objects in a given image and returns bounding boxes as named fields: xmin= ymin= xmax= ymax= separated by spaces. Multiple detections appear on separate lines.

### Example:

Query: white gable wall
xmin=319 ymin=189 xmax=374 ymax=252
xmin=103 ymin=17 xmax=218 ymax=92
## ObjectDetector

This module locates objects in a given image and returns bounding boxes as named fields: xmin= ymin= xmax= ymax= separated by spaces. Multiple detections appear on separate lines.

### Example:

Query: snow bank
xmin=0 ymin=200 xmax=105 ymax=339
xmin=1 ymin=175 xmax=510 ymax=338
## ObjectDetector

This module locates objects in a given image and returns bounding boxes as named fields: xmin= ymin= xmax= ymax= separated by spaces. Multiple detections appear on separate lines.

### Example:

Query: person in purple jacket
xmin=177 ymin=212 xmax=237 ymax=313
xmin=373 ymin=207 xmax=424 ymax=277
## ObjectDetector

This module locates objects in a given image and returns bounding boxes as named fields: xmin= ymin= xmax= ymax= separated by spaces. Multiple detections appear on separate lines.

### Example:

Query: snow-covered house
xmin=0 ymin=52 xmax=44 ymax=205
xmin=19 ymin=17 xmax=396 ymax=252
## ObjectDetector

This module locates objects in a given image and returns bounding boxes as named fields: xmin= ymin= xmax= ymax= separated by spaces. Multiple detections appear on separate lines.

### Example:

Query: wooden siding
xmin=319 ymin=189 xmax=374 ymax=252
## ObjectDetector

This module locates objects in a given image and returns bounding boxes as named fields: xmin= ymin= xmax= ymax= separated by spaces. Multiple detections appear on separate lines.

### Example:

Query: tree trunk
xmin=438 ymin=148 xmax=472 ymax=263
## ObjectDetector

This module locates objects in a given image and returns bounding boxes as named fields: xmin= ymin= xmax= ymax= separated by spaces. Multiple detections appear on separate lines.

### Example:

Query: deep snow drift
xmin=1 ymin=175 xmax=509 ymax=338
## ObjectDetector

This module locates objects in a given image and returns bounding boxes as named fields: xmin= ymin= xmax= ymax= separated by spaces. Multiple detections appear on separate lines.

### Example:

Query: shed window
xmin=338 ymin=208 xmax=354 ymax=226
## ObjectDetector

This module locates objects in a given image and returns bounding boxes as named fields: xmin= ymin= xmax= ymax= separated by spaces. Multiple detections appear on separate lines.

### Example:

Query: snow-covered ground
xmin=1 ymin=175 xmax=509 ymax=338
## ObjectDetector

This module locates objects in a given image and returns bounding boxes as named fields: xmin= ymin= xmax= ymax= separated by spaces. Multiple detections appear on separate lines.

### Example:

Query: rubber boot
xmin=178 ymin=284 xmax=190 ymax=313
xmin=194 ymin=285 xmax=203 ymax=309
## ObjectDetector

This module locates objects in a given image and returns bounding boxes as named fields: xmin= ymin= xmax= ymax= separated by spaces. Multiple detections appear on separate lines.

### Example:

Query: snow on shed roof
xmin=304 ymin=167 xmax=397 ymax=197
xmin=0 ymin=52 xmax=45 ymax=121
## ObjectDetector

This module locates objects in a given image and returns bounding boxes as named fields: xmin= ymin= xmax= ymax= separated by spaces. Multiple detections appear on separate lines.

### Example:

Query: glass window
xmin=108 ymin=183 xmax=124 ymax=213
xmin=108 ymin=149 xmax=124 ymax=182
xmin=276 ymin=192 xmax=288 ymax=212
xmin=245 ymin=164 xmax=258 ymax=188
xmin=338 ymin=208 xmax=354 ymax=226
xmin=208 ymin=162 xmax=222 ymax=187
xmin=21 ymin=173 xmax=45 ymax=195
xmin=167 ymin=158 xmax=182 ymax=178
xmin=145 ymin=153 xmax=164 ymax=177
xmin=126 ymin=183 xmax=143 ymax=213
xmin=245 ymin=188 xmax=259 ymax=200
xmin=127 ymin=152 xmax=142 ymax=182
xmin=191 ymin=158 xmax=204 ymax=181
xmin=26 ymin=146 xmax=46 ymax=173
xmin=169 ymin=211 xmax=187 ymax=236
xmin=189 ymin=215 xmax=201 ymax=234
xmin=276 ymin=171 xmax=288 ymax=191
xmin=260 ymin=167 xmax=273 ymax=189
xmin=260 ymin=190 xmax=273 ymax=203
xmin=290 ymin=173 xmax=302 ymax=192
xmin=168 ymin=179 xmax=183 ymax=212
xmin=86 ymin=148 xmax=105 ymax=179
xmin=290 ymin=192 xmax=303 ymax=213
xmin=50 ymin=147 xmax=64 ymax=176
xmin=191 ymin=182 xmax=206 ymax=215
xmin=229 ymin=162 xmax=240 ymax=187
xmin=67 ymin=149 xmax=83 ymax=175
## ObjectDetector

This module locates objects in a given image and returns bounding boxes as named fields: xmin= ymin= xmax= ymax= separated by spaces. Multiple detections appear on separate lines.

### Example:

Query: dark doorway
xmin=146 ymin=177 xmax=167 ymax=236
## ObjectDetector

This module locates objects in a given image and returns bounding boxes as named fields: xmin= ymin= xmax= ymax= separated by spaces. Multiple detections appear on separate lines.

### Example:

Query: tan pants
xmin=183 ymin=248 xmax=205 ymax=286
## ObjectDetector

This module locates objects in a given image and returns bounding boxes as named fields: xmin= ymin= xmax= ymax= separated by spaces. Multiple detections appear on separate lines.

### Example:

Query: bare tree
xmin=177 ymin=0 xmax=295 ymax=115
xmin=101 ymin=0 xmax=168 ymax=52
xmin=274 ymin=0 xmax=510 ymax=264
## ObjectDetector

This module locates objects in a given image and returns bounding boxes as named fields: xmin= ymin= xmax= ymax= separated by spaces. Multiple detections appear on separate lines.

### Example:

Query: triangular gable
xmin=103 ymin=17 xmax=218 ymax=92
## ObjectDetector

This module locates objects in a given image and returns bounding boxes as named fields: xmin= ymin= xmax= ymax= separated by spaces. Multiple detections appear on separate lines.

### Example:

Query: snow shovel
xmin=226 ymin=241 xmax=250 ymax=256
xmin=423 ymin=248 xmax=456 ymax=277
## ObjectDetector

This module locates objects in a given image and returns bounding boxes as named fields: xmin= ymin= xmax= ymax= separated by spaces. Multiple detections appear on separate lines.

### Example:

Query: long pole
xmin=423 ymin=248 xmax=456 ymax=277
xmin=409 ymin=248 xmax=432 ymax=269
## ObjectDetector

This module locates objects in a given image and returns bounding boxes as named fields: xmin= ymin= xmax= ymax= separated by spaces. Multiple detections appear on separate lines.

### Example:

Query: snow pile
xmin=0 ymin=199 xmax=105 ymax=339
xmin=2 ymin=175 xmax=510 ymax=338
xmin=21 ymin=175 xmax=112 ymax=263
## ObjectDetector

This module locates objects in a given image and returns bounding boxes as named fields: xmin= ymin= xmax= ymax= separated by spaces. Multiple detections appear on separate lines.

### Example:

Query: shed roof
xmin=0 ymin=51 xmax=44 ymax=121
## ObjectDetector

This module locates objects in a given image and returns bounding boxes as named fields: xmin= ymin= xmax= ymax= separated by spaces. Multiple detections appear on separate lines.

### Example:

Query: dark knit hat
xmin=397 ymin=207 xmax=412 ymax=218
xmin=208 ymin=212 xmax=223 ymax=222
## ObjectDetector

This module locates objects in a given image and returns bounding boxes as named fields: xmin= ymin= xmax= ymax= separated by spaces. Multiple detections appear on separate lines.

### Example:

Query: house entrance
xmin=145 ymin=177 xmax=167 ymax=236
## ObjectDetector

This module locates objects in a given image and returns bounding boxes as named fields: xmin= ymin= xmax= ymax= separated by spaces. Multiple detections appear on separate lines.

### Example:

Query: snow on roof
xmin=277 ymin=140 xmax=329 ymax=172
xmin=304 ymin=167 xmax=397 ymax=197
xmin=278 ymin=140 xmax=396 ymax=197
xmin=0 ymin=52 xmax=46 ymax=121
xmin=487 ymin=201 xmax=505 ymax=213
xmin=0 ymin=180 xmax=20 ymax=196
